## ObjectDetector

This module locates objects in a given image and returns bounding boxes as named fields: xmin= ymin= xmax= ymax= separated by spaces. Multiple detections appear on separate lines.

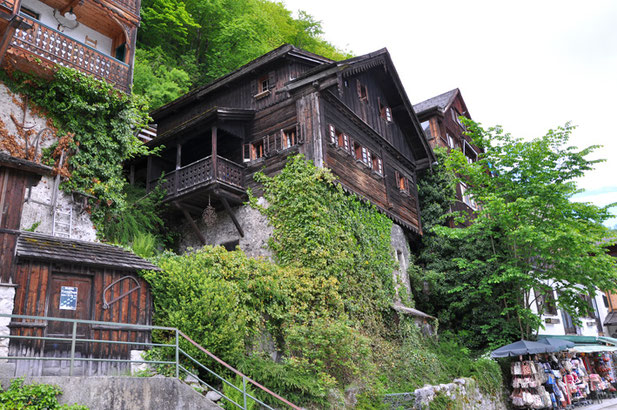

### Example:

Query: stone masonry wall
xmin=0 ymin=82 xmax=97 ymax=241
xmin=0 ymin=284 xmax=16 ymax=361
xmin=390 ymin=224 xmax=412 ymax=301
xmin=179 ymin=198 xmax=273 ymax=259
xmin=384 ymin=378 xmax=507 ymax=410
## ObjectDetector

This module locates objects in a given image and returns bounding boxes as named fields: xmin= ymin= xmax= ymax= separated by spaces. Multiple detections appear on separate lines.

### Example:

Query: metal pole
xmin=243 ymin=375 xmax=247 ymax=410
xmin=175 ymin=329 xmax=179 ymax=378
xmin=69 ymin=321 xmax=77 ymax=376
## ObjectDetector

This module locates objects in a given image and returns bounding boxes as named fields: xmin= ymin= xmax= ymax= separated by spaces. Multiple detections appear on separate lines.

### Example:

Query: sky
xmin=283 ymin=0 xmax=617 ymax=228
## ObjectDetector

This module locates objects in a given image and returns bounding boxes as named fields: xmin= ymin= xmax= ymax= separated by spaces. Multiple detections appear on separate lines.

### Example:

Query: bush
xmin=0 ymin=378 xmax=87 ymax=409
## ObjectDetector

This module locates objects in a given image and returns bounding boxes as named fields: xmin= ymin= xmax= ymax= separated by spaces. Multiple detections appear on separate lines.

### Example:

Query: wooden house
xmin=0 ymin=0 xmax=139 ymax=92
xmin=0 ymin=152 xmax=158 ymax=376
xmin=414 ymin=88 xmax=481 ymax=222
xmin=134 ymin=45 xmax=435 ymax=246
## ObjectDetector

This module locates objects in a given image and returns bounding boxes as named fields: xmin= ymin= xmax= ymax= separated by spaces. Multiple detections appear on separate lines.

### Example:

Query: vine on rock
xmin=0 ymin=67 xmax=163 ymax=242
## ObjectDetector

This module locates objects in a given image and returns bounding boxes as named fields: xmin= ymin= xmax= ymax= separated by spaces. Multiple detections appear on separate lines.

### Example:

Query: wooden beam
xmin=0 ymin=18 xmax=18 ymax=66
xmin=60 ymin=0 xmax=81 ymax=14
xmin=174 ymin=201 xmax=206 ymax=245
xmin=221 ymin=197 xmax=244 ymax=238
xmin=211 ymin=126 xmax=218 ymax=180
xmin=174 ymin=143 xmax=181 ymax=195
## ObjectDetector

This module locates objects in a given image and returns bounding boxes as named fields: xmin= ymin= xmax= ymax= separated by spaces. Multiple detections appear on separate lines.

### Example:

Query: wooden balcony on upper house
xmin=0 ymin=0 xmax=139 ymax=92
xmin=136 ymin=108 xmax=253 ymax=239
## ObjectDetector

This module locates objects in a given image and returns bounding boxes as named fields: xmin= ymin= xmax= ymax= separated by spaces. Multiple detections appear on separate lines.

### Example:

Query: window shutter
xmin=296 ymin=125 xmax=304 ymax=144
xmin=395 ymin=170 xmax=400 ymax=189
xmin=356 ymin=80 xmax=361 ymax=98
xmin=268 ymin=71 xmax=276 ymax=90
xmin=268 ymin=134 xmax=278 ymax=153
xmin=250 ymin=79 xmax=257 ymax=96
xmin=243 ymin=144 xmax=251 ymax=162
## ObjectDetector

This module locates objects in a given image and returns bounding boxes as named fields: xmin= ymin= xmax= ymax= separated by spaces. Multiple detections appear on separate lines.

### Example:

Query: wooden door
xmin=43 ymin=274 xmax=93 ymax=375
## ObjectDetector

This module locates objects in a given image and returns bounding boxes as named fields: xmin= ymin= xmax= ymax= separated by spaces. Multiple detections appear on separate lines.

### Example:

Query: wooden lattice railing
xmin=159 ymin=155 xmax=244 ymax=198
xmin=10 ymin=15 xmax=130 ymax=92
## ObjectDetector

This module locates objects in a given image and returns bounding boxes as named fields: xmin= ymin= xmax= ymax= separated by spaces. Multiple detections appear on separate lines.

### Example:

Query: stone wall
xmin=179 ymin=198 xmax=273 ymax=259
xmin=0 ymin=82 xmax=97 ymax=241
xmin=0 ymin=376 xmax=221 ymax=409
xmin=0 ymin=284 xmax=16 ymax=361
xmin=390 ymin=223 xmax=412 ymax=301
xmin=384 ymin=378 xmax=507 ymax=410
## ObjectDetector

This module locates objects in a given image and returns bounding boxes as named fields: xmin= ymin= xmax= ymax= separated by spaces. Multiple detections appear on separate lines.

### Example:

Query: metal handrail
xmin=0 ymin=314 xmax=300 ymax=410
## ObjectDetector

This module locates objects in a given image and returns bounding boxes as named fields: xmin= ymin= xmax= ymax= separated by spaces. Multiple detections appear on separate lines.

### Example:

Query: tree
xmin=416 ymin=121 xmax=617 ymax=348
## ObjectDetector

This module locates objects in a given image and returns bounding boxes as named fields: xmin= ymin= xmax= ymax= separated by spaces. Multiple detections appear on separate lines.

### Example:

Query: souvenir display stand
xmin=508 ymin=349 xmax=617 ymax=409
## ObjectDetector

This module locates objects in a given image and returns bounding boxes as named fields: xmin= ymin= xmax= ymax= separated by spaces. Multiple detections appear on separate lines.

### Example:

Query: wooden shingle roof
xmin=16 ymin=231 xmax=160 ymax=271
xmin=413 ymin=88 xmax=459 ymax=115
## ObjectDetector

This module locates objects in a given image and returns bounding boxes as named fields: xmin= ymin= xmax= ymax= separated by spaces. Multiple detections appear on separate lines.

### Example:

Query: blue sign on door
xmin=59 ymin=286 xmax=78 ymax=310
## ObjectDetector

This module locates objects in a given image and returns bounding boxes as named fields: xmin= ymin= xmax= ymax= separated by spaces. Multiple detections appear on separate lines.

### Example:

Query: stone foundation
xmin=384 ymin=378 xmax=507 ymax=410
xmin=0 ymin=283 xmax=16 ymax=362
xmin=179 ymin=198 xmax=272 ymax=259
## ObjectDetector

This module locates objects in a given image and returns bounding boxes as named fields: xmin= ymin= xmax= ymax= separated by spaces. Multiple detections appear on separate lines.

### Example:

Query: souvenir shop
xmin=509 ymin=347 xmax=617 ymax=409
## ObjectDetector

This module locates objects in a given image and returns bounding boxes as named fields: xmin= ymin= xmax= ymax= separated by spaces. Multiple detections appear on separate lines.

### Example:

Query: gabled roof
xmin=413 ymin=88 xmax=459 ymax=116
xmin=16 ymin=231 xmax=160 ymax=271
xmin=152 ymin=44 xmax=332 ymax=121
xmin=280 ymin=48 xmax=435 ymax=167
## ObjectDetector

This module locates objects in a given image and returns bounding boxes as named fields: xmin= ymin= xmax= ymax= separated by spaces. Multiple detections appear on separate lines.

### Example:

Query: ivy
xmin=0 ymin=66 xmax=163 ymax=243
xmin=250 ymin=155 xmax=397 ymax=332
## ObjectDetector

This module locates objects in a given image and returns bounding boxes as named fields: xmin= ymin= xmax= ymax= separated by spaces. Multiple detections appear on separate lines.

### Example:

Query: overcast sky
xmin=283 ymin=0 xmax=617 ymax=228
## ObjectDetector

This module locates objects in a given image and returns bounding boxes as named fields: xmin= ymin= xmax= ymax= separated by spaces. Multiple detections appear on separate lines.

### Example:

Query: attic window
xmin=357 ymin=81 xmax=368 ymax=103
xmin=259 ymin=76 xmax=269 ymax=93
xmin=380 ymin=104 xmax=392 ymax=123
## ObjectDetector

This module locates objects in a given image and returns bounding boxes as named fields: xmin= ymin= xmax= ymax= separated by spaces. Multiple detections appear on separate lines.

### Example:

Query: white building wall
xmin=20 ymin=0 xmax=113 ymax=56
xmin=0 ymin=83 xmax=98 ymax=241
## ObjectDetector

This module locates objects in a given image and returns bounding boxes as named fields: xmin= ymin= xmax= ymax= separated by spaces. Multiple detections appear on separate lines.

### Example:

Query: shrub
xmin=0 ymin=378 xmax=87 ymax=409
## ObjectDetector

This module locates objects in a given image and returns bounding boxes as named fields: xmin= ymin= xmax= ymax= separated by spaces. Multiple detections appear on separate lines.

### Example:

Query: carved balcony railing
xmin=158 ymin=155 xmax=245 ymax=200
xmin=10 ymin=15 xmax=130 ymax=92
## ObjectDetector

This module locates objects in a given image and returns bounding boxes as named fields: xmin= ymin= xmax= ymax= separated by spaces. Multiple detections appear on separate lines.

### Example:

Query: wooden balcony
xmin=8 ymin=15 xmax=130 ymax=92
xmin=157 ymin=155 xmax=245 ymax=202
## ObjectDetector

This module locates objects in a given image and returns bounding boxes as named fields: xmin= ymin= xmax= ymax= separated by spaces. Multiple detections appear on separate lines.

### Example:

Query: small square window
xmin=282 ymin=128 xmax=296 ymax=149
xmin=252 ymin=140 xmax=264 ymax=160
xmin=358 ymin=81 xmax=369 ymax=103
xmin=373 ymin=156 xmax=383 ymax=175
xmin=447 ymin=133 xmax=455 ymax=149
xmin=259 ymin=76 xmax=269 ymax=93
xmin=328 ymin=124 xmax=336 ymax=144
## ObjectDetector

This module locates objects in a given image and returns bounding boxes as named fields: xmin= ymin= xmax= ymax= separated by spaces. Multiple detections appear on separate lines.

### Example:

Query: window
xmin=357 ymin=81 xmax=368 ymax=103
xmin=259 ymin=75 xmax=269 ymax=93
xmin=604 ymin=294 xmax=609 ymax=309
xmin=251 ymin=140 xmax=264 ymax=160
xmin=379 ymin=101 xmax=392 ymax=122
xmin=372 ymin=156 xmax=383 ymax=175
xmin=446 ymin=133 xmax=455 ymax=149
xmin=460 ymin=183 xmax=477 ymax=210
xmin=535 ymin=288 xmax=558 ymax=315
xmin=282 ymin=128 xmax=296 ymax=149
xmin=395 ymin=171 xmax=410 ymax=194
xmin=338 ymin=132 xmax=350 ymax=152
xmin=329 ymin=124 xmax=337 ymax=144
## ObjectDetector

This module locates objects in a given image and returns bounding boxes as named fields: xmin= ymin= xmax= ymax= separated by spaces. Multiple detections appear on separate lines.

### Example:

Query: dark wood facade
xmin=0 ymin=154 xmax=157 ymax=376
xmin=9 ymin=257 xmax=152 ymax=376
xmin=142 ymin=45 xmax=434 ymax=238
xmin=414 ymin=88 xmax=481 ymax=223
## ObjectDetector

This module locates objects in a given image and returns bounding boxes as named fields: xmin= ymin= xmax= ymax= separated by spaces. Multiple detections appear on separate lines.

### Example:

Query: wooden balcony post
xmin=145 ymin=157 xmax=152 ymax=192
xmin=211 ymin=126 xmax=218 ymax=180
xmin=174 ymin=143 xmax=181 ymax=195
